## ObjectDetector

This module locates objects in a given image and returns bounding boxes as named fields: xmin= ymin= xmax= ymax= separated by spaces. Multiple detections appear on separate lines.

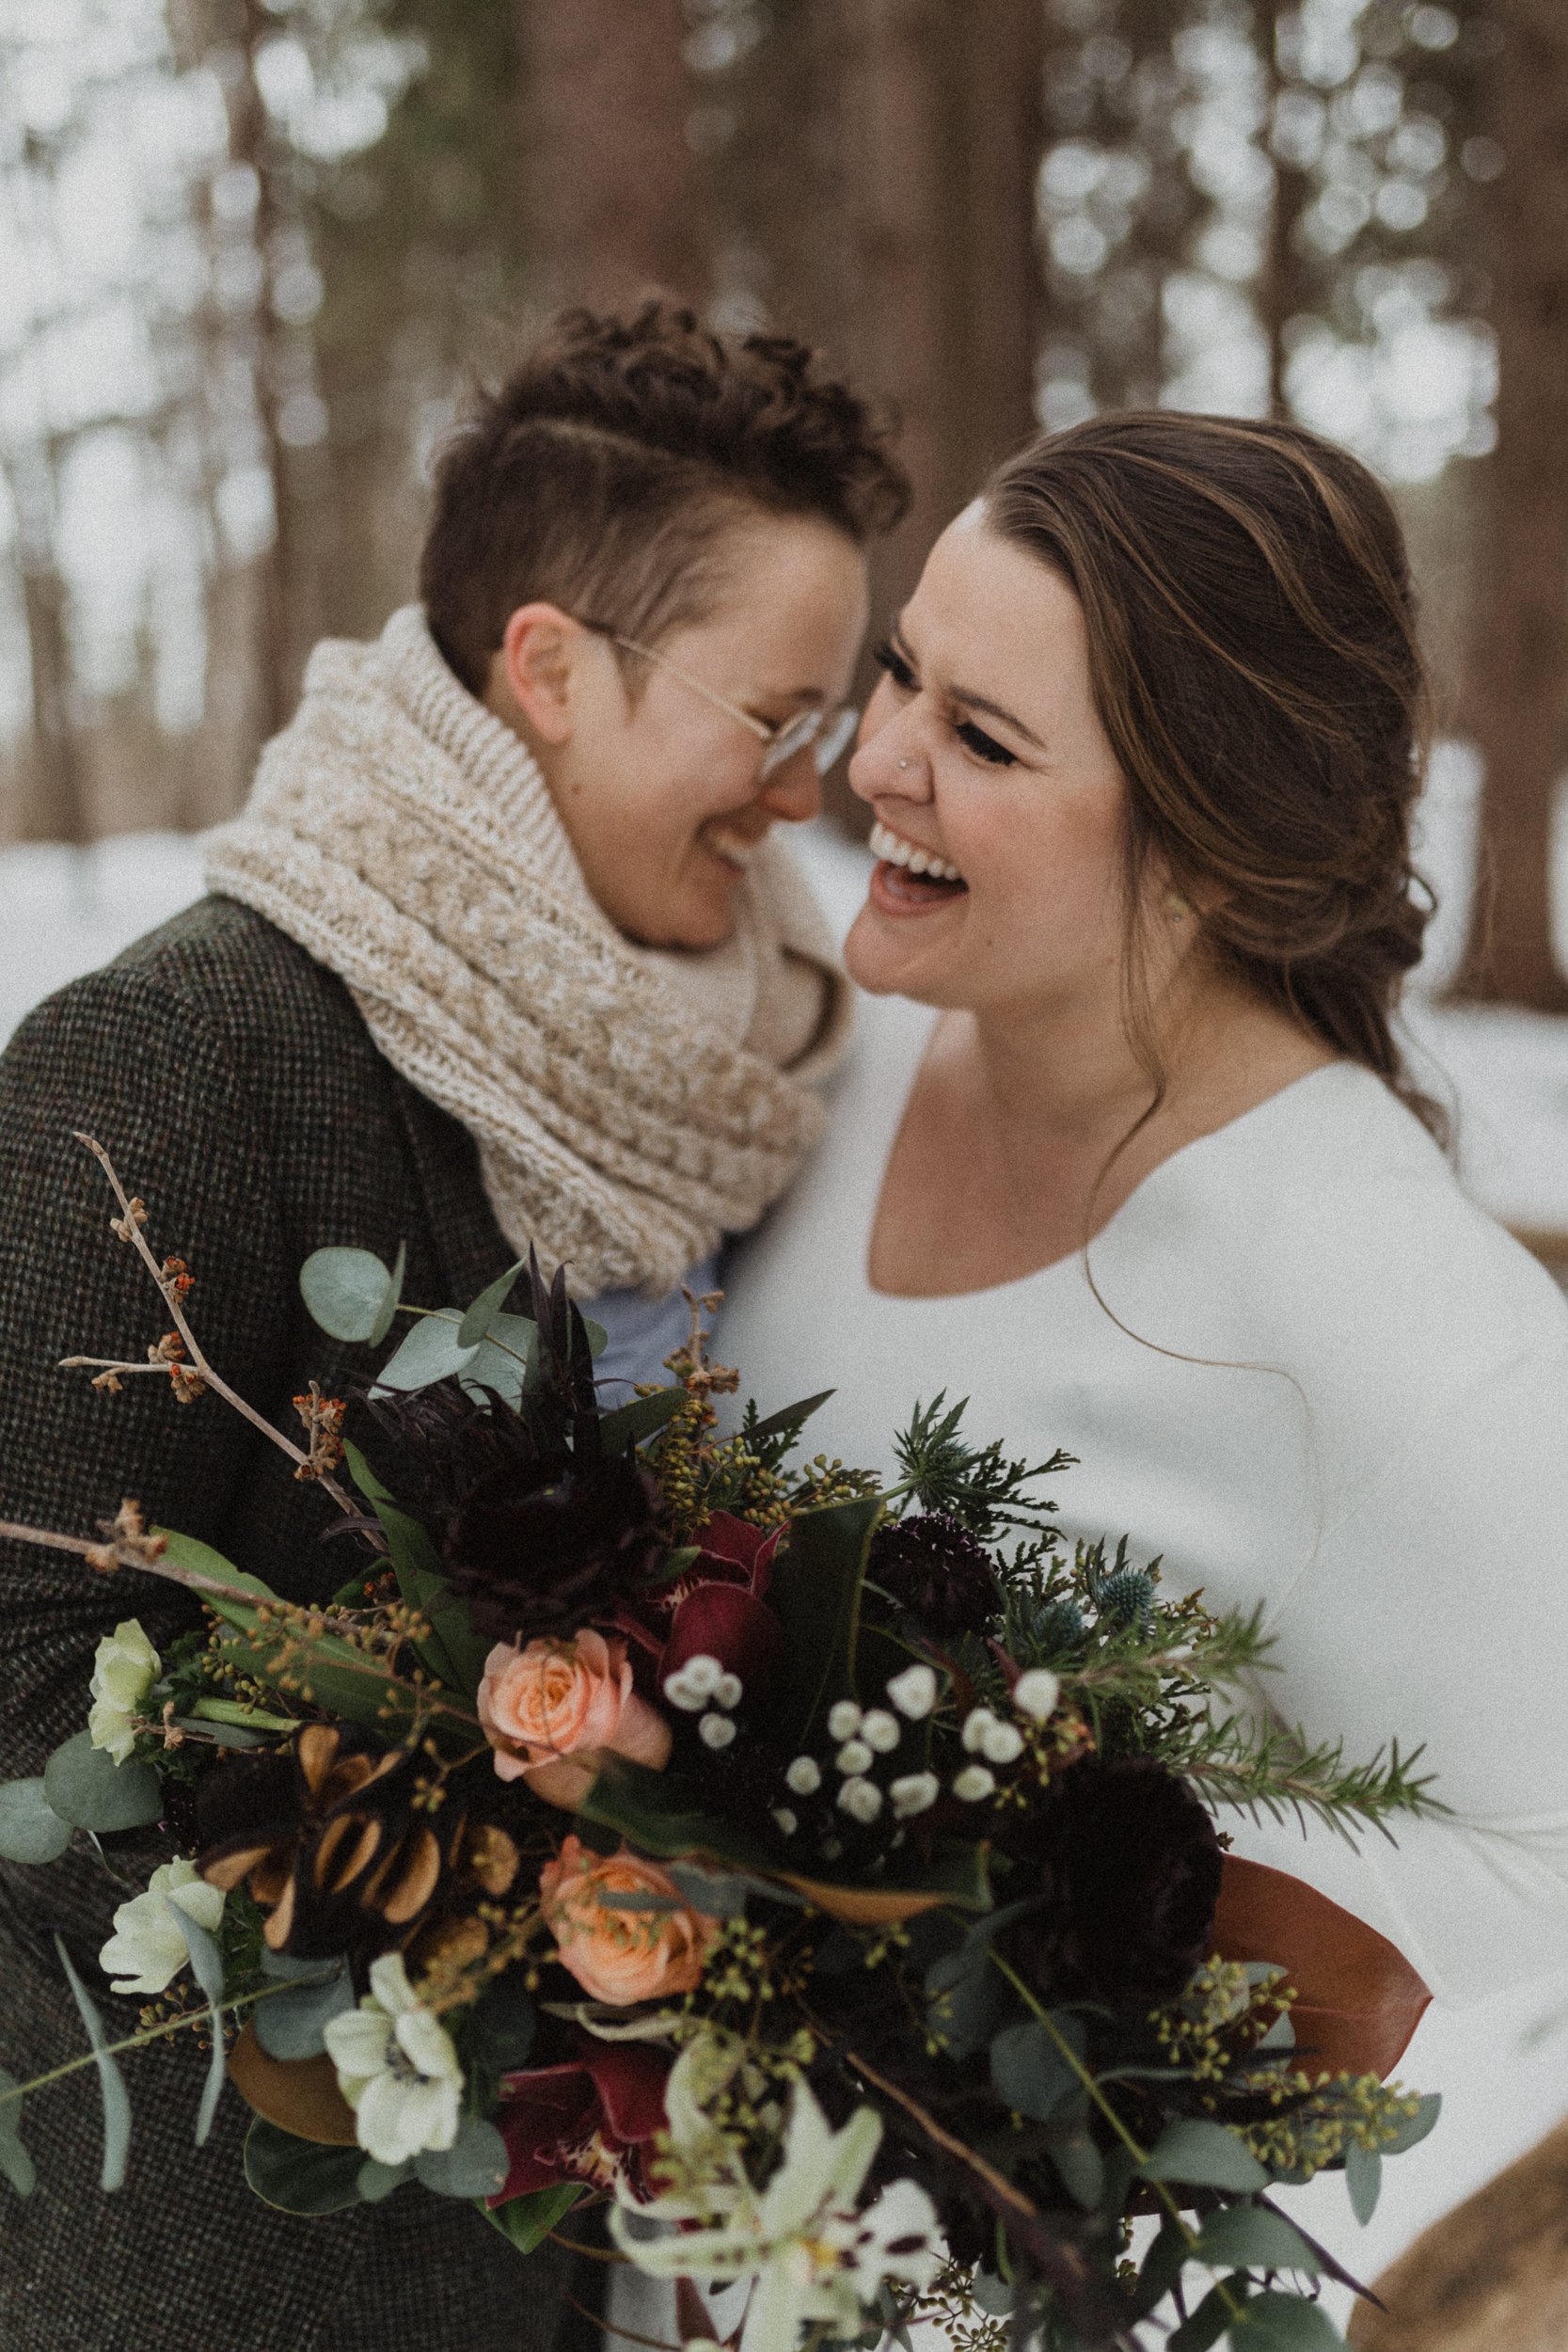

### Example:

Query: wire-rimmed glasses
xmin=586 ymin=625 xmax=859 ymax=778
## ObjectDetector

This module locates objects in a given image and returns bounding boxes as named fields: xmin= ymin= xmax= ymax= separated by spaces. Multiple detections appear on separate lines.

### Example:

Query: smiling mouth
xmin=705 ymin=824 xmax=765 ymax=872
xmin=869 ymin=818 xmax=968 ymax=898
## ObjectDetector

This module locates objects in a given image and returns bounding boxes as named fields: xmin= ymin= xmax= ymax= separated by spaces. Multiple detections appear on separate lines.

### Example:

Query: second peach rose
xmin=478 ymin=1628 xmax=671 ymax=1809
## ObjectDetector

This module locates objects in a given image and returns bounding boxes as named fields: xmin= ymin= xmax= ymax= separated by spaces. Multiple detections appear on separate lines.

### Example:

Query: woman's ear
xmin=489 ymin=603 xmax=591 ymax=745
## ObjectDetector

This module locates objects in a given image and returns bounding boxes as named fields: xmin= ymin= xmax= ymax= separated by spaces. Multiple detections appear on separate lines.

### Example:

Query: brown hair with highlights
xmin=420 ymin=302 xmax=909 ymax=697
xmin=984 ymin=410 xmax=1442 ymax=1137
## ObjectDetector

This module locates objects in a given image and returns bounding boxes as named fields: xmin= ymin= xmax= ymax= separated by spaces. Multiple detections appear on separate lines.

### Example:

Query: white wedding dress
xmin=713 ymin=915 xmax=1568 ymax=2310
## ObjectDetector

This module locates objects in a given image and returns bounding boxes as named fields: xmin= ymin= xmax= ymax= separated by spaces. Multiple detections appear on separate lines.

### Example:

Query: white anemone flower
xmin=87 ymin=1619 xmax=161 ymax=1764
xmin=612 ymin=2076 xmax=941 ymax=2352
xmin=98 ymin=1858 xmax=225 ymax=1996
xmin=323 ymin=1953 xmax=463 ymax=2168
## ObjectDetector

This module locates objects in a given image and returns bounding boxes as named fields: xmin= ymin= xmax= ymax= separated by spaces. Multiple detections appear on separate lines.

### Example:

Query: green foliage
xmin=252 ymin=1954 xmax=355 ymax=2061
xmin=1141 ymin=2117 xmax=1271 ymax=2193
xmin=414 ymin=2116 xmax=508 ymax=2198
xmin=1192 ymin=2203 xmax=1320 ymax=2277
xmin=891 ymin=1392 xmax=1071 ymax=1541
xmin=41 ymin=1733 xmax=162 ymax=1835
xmin=298 ymin=1243 xmax=405 ymax=1344
xmin=481 ymin=2179 xmax=585 ymax=2256
xmin=244 ymin=2118 xmax=364 ymax=2215
xmin=55 ymin=1936 xmax=131 ymax=2193
xmin=456 ymin=1255 xmax=531 ymax=1347
xmin=766 ymin=1490 xmax=884 ymax=1740
xmin=0 ymin=1775 xmax=73 ymax=1865
xmin=0 ymin=2070 xmax=35 ymax=2198
xmin=171 ymin=1899 xmax=230 ymax=2147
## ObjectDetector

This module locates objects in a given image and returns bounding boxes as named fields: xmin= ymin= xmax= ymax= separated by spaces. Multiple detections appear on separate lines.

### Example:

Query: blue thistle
xmin=1029 ymin=1597 xmax=1087 ymax=1656
xmin=1097 ymin=1566 xmax=1155 ymax=1635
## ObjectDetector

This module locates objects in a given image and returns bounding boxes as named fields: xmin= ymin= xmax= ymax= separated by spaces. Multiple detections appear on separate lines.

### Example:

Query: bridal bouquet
xmin=0 ymin=1141 xmax=1441 ymax=2352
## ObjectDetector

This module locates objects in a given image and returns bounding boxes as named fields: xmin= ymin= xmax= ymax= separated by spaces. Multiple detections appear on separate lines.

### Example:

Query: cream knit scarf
xmin=203 ymin=605 xmax=852 ymax=1297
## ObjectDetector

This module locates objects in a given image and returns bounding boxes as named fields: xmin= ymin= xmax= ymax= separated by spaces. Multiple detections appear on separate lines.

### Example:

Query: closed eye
xmin=872 ymin=638 xmax=916 ymax=692
xmin=954 ymin=718 xmax=1017 ymax=767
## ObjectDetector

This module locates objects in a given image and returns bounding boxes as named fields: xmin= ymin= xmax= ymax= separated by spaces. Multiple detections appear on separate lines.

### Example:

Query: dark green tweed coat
xmin=0 ymin=896 xmax=593 ymax=2352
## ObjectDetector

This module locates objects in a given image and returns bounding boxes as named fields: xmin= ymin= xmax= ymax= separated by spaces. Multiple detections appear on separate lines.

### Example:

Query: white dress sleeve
xmin=1223 ymin=1327 xmax=1568 ymax=2006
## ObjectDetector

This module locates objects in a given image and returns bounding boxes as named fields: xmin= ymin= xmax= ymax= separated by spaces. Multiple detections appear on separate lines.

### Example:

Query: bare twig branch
xmin=70 ymin=1133 xmax=356 ymax=1515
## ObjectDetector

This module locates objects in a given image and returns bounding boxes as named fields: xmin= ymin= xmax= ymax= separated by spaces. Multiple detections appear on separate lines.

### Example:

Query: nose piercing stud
xmin=897 ymin=758 xmax=911 ymax=771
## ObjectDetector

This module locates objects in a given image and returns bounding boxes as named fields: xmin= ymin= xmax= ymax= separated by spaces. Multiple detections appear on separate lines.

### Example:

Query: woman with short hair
xmin=0 ymin=302 xmax=905 ymax=2352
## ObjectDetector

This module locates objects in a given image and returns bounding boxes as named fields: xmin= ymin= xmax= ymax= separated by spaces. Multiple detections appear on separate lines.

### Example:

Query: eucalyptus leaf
xmin=369 ymin=1239 xmax=407 ymax=1347
xmin=467 ymin=1974 xmax=536 ymax=2074
xmin=0 ymin=2069 xmax=35 ymax=2197
xmin=1132 ymin=2218 xmax=1190 ymax=2319
xmin=457 ymin=1256 xmax=531 ymax=1349
xmin=415 ymin=2116 xmax=509 ymax=2199
xmin=1141 ymin=2117 xmax=1270 ymax=2193
xmin=1051 ymin=2131 xmax=1104 ymax=2209
xmin=969 ymin=2268 xmax=1013 ymax=2317
xmin=1344 ymin=2141 xmax=1382 ymax=2226
xmin=481 ymin=2179 xmax=585 ymax=2254
xmin=0 ymin=1775 xmax=73 ymax=1864
xmin=253 ymin=1958 xmax=355 ymax=2060
xmin=989 ymin=2016 xmax=1083 ymax=2123
xmin=372 ymin=1309 xmax=479 ymax=1391
xmin=261 ymin=1947 xmax=352 ymax=1982
xmin=665 ymin=1862 xmax=752 ymax=1918
xmin=299 ymin=1247 xmax=395 ymax=1343
xmin=1193 ymin=2204 xmax=1320 ymax=2277
xmin=169 ymin=1900 xmax=228 ymax=2147
xmin=1379 ymin=2093 xmax=1440 ymax=2156
xmin=244 ymin=2117 xmax=365 ymax=2214
xmin=467 ymin=1313 xmax=542 ymax=1405
xmin=1232 ymin=2289 xmax=1347 ymax=2347
xmin=42 ymin=1732 xmax=162 ymax=1835
xmin=357 ymin=2155 xmax=413 ymax=2202
xmin=55 ymin=1935 xmax=132 ymax=2192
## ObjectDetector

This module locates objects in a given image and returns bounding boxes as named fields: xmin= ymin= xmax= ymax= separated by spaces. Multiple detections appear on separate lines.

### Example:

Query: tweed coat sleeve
xmin=0 ymin=921 xmax=593 ymax=2352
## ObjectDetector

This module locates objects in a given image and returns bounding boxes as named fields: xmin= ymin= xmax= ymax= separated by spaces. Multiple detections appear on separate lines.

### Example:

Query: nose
xmin=847 ymin=712 xmax=928 ymax=806
xmin=758 ymin=745 xmax=822 ymax=824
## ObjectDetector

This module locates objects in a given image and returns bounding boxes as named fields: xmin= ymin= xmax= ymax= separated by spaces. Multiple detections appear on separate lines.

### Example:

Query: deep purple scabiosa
xmin=868 ymin=1512 xmax=1000 ymax=1639
xmin=442 ymin=1450 xmax=666 ymax=1644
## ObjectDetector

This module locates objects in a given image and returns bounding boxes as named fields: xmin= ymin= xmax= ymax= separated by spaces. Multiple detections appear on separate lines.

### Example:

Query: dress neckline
xmin=859 ymin=996 xmax=1359 ymax=1306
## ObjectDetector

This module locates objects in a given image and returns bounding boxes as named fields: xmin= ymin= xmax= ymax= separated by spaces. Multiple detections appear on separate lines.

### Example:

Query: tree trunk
xmin=516 ymin=0 xmax=711 ymax=312
xmin=1451 ymin=0 xmax=1568 ymax=1010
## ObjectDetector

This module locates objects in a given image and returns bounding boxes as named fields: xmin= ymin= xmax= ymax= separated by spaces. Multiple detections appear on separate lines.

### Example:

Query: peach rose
xmin=539 ymin=1836 xmax=716 ymax=2006
xmin=478 ymin=1629 xmax=671 ymax=1809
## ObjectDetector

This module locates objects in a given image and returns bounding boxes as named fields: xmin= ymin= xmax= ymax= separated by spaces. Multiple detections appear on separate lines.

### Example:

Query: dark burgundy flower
xmin=868 ymin=1512 xmax=1000 ymax=1639
xmin=1001 ymin=1756 xmax=1223 ymax=2013
xmin=442 ymin=1450 xmax=666 ymax=1644
xmin=620 ymin=1512 xmax=787 ymax=1708
xmin=491 ymin=2035 xmax=668 ymax=2203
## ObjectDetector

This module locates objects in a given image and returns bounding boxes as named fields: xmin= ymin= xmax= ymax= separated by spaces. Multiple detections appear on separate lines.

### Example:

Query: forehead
xmin=906 ymin=508 xmax=1092 ymax=705
xmin=666 ymin=512 xmax=869 ymax=680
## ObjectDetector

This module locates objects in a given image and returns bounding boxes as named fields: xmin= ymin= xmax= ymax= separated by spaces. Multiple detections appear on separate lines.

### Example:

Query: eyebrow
xmin=892 ymin=622 xmax=1045 ymax=752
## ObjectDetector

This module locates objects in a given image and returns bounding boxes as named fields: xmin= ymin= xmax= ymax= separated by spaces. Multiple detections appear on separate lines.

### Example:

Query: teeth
xmin=707 ymin=827 xmax=757 ymax=869
xmin=870 ymin=819 xmax=962 ymax=884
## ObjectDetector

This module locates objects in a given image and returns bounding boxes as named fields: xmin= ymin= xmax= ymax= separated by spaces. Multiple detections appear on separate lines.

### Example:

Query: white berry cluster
xmin=662 ymin=1650 xmax=744 ymax=1750
xmin=950 ymin=1668 xmax=1061 ymax=1803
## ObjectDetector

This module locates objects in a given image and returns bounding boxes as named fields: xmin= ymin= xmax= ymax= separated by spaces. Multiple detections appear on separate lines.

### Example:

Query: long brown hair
xmin=984 ymin=411 xmax=1442 ymax=1138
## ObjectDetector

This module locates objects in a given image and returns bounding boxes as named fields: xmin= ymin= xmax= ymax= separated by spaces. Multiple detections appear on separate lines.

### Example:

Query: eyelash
xmin=871 ymin=641 xmax=1018 ymax=768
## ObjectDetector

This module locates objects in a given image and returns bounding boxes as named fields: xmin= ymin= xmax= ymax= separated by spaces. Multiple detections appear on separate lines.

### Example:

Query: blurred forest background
xmin=0 ymin=0 xmax=1565 ymax=1005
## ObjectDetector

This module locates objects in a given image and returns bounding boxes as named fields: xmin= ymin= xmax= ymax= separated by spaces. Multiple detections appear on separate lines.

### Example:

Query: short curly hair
xmin=420 ymin=303 xmax=910 ymax=695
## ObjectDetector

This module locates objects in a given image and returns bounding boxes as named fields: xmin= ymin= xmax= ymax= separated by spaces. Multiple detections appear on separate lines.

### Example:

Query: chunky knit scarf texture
xmin=204 ymin=605 xmax=852 ymax=1297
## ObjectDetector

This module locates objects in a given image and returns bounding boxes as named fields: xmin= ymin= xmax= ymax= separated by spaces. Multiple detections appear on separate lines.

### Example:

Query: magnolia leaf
xmin=228 ymin=2024 xmax=357 ymax=2144
xmin=1169 ymin=2280 xmax=1251 ymax=2352
xmin=253 ymin=1959 xmax=355 ymax=2061
xmin=1193 ymin=2204 xmax=1321 ymax=2277
xmin=0 ymin=2069 xmax=35 ymax=2197
xmin=155 ymin=1532 xmax=280 ymax=1627
xmin=168 ymin=1899 xmax=228 ymax=2147
xmin=1141 ymin=2118 xmax=1270 ymax=2193
xmin=415 ymin=2116 xmax=509 ymax=2199
xmin=1345 ymin=2141 xmax=1382 ymax=2224
xmin=171 ymin=1714 xmax=268 ymax=1748
xmin=357 ymin=2155 xmax=413 ymax=2202
xmin=989 ymin=2016 xmax=1084 ymax=2123
xmin=1380 ymin=2092 xmax=1440 ymax=2155
xmin=594 ymin=1386 xmax=686 ymax=1454
xmin=370 ymin=1498 xmax=489 ymax=1696
xmin=55 ymin=1935 xmax=131 ymax=2191
xmin=299 ymin=1247 xmax=395 ymax=1344
xmin=458 ymin=1256 xmax=531 ymax=1349
xmin=41 ymin=1733 xmax=161 ymax=1835
xmin=244 ymin=2116 xmax=364 ymax=2214
xmin=0 ymin=1775 xmax=73 ymax=1864
xmin=766 ymin=1490 xmax=883 ymax=1742
xmin=482 ymin=2179 xmax=585 ymax=2254
xmin=1233 ymin=2290 xmax=1347 ymax=2347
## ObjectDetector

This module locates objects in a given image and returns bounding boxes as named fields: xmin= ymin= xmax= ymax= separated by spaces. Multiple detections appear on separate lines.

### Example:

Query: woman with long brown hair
xmin=719 ymin=409 xmax=1568 ymax=2099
